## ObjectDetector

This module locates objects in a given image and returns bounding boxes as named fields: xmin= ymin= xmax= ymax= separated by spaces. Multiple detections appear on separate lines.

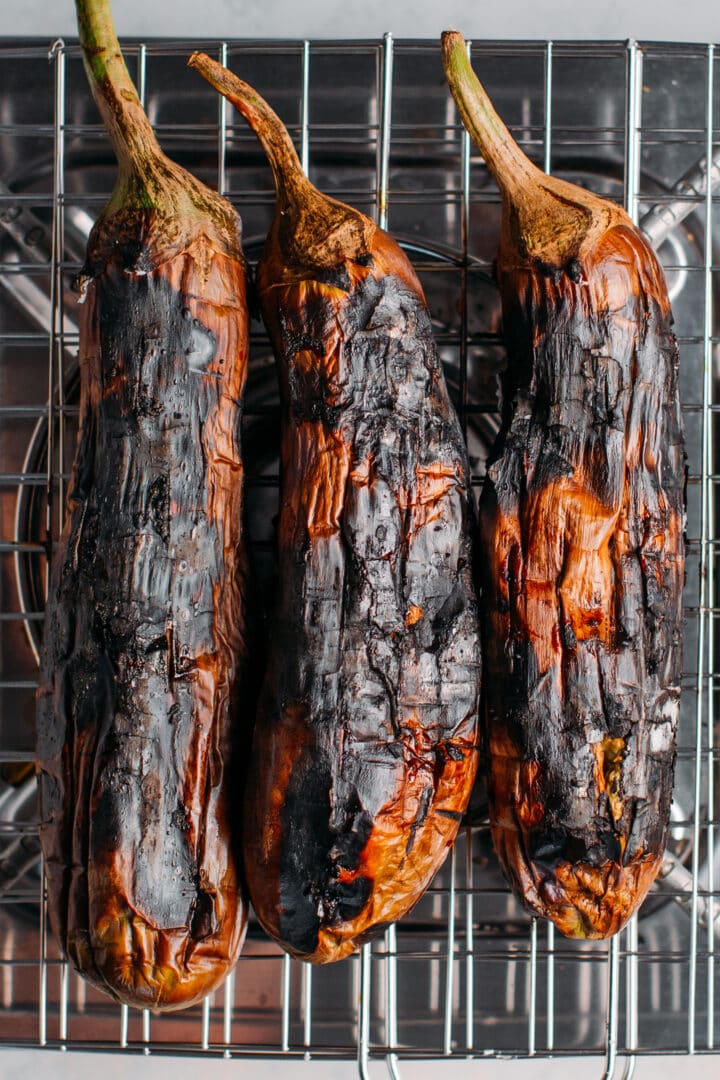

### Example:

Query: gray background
xmin=0 ymin=0 xmax=716 ymax=42
xmin=0 ymin=0 xmax=717 ymax=1076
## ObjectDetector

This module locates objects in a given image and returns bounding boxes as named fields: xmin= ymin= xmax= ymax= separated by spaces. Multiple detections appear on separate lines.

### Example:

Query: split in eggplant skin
xmin=36 ymin=0 xmax=249 ymax=1010
xmin=189 ymin=53 xmax=482 ymax=963
xmin=443 ymin=31 xmax=685 ymax=939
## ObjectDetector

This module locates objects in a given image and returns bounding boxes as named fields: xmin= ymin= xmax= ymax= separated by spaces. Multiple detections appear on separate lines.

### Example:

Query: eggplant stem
xmin=441 ymin=31 xmax=540 ymax=200
xmin=76 ymin=0 xmax=160 ymax=174
xmin=441 ymin=30 xmax=623 ymax=266
xmin=188 ymin=52 xmax=377 ymax=271
xmin=188 ymin=51 xmax=309 ymax=205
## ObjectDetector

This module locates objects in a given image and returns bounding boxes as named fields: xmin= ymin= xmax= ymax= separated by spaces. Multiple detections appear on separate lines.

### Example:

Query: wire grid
xmin=0 ymin=36 xmax=718 ymax=1075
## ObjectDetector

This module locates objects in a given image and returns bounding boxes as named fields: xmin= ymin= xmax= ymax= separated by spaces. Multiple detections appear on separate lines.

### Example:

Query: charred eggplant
xmin=443 ymin=31 xmax=685 ymax=938
xmin=36 ymin=0 xmax=249 ymax=1008
xmin=189 ymin=53 xmax=482 ymax=963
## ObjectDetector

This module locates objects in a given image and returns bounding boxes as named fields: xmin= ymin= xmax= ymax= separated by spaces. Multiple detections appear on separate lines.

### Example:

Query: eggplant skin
xmin=481 ymin=224 xmax=685 ymax=938
xmin=243 ymin=231 xmax=482 ymax=963
xmin=37 ymin=240 xmax=249 ymax=1010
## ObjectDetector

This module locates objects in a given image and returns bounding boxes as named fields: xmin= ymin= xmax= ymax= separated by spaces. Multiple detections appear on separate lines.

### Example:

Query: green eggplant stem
xmin=441 ymin=29 xmax=620 ymax=266
xmin=75 ymin=0 xmax=161 ymax=175
xmin=440 ymin=30 xmax=540 ymax=200
xmin=74 ymin=1 xmax=243 ymax=270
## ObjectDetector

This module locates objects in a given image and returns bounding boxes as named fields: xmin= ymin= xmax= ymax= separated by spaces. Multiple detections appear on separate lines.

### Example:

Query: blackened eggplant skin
xmin=443 ymin=32 xmax=685 ymax=938
xmin=36 ymin=0 xmax=249 ymax=1010
xmin=189 ymin=54 xmax=482 ymax=963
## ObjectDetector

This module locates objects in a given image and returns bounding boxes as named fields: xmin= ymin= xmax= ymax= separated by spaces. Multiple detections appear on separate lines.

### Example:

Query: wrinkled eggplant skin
xmin=37 ymin=244 xmax=249 ymax=1010
xmin=481 ymin=225 xmax=685 ymax=938
xmin=244 ymin=236 xmax=482 ymax=963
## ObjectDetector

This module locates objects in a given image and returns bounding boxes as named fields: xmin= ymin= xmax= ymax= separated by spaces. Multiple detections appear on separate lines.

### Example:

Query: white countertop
xmin=2 ymin=1047 xmax=720 ymax=1079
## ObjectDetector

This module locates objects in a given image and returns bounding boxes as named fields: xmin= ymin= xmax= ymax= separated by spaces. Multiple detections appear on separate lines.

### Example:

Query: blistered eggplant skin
xmin=482 ymin=227 xmax=685 ymax=938
xmin=248 ymin=230 xmax=481 ymax=963
xmin=37 ymin=243 xmax=249 ymax=1010
xmin=442 ymin=31 xmax=685 ymax=939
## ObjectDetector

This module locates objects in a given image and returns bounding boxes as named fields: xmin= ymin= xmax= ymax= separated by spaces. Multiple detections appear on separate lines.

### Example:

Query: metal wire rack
xmin=0 ymin=34 xmax=718 ymax=1076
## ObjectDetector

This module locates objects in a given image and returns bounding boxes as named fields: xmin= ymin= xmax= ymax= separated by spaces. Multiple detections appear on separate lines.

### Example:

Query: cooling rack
xmin=0 ymin=35 xmax=718 ymax=1077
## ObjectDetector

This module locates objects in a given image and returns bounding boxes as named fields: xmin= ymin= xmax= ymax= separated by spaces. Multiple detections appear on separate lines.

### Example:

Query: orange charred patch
xmin=592 ymin=736 xmax=626 ymax=824
xmin=515 ymin=761 xmax=545 ymax=829
xmin=405 ymin=605 xmax=424 ymax=627
xmin=285 ymin=422 xmax=351 ymax=541
xmin=485 ymin=470 xmax=619 ymax=676
xmin=397 ymin=462 xmax=462 ymax=538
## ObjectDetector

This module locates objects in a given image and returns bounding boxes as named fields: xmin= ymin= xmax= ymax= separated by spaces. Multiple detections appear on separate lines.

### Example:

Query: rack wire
xmin=0 ymin=35 xmax=718 ymax=1076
